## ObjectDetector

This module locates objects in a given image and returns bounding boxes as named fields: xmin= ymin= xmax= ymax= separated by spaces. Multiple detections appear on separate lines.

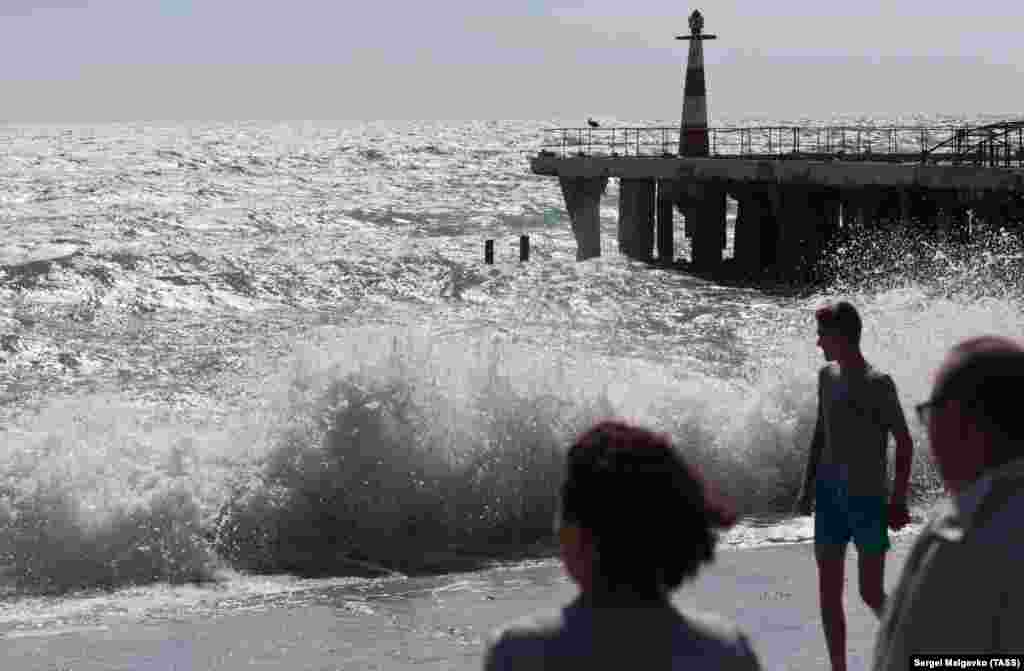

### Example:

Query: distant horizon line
xmin=2 ymin=112 xmax=1022 ymax=127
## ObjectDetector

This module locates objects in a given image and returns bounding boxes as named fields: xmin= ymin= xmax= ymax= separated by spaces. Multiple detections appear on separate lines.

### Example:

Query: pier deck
xmin=531 ymin=154 xmax=1024 ymax=192
xmin=528 ymin=123 xmax=1024 ymax=275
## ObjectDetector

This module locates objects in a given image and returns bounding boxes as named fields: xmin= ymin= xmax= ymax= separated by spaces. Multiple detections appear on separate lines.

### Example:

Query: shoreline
xmin=226 ymin=502 xmax=937 ymax=580
xmin=1 ymin=535 xmax=921 ymax=671
xmin=0 ymin=501 xmax=941 ymax=599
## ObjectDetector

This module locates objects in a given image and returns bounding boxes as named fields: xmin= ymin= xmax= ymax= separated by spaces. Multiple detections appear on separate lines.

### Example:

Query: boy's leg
xmin=851 ymin=495 xmax=891 ymax=617
xmin=814 ymin=477 xmax=852 ymax=671
xmin=816 ymin=550 xmax=848 ymax=671
xmin=857 ymin=551 xmax=886 ymax=617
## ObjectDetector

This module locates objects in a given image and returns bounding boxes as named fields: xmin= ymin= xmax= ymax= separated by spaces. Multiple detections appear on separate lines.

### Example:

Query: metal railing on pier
xmin=537 ymin=122 xmax=1024 ymax=168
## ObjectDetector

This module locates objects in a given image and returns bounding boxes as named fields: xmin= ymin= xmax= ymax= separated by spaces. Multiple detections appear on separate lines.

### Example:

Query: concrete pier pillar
xmin=976 ymin=192 xmax=1005 ymax=231
xmin=774 ymin=187 xmax=838 ymax=277
xmin=822 ymin=193 xmax=841 ymax=245
xmin=678 ymin=181 xmax=702 ymax=238
xmin=732 ymin=190 xmax=755 ymax=271
xmin=838 ymin=193 xmax=854 ymax=229
xmin=951 ymin=199 xmax=971 ymax=244
xmin=838 ymin=193 xmax=853 ymax=229
xmin=559 ymin=176 xmax=608 ymax=260
xmin=928 ymin=192 xmax=970 ymax=243
xmin=873 ymin=190 xmax=896 ymax=230
xmin=855 ymin=200 xmax=869 ymax=229
xmin=761 ymin=190 xmax=781 ymax=269
xmin=844 ymin=189 xmax=882 ymax=230
xmin=618 ymin=179 xmax=656 ymax=260
xmin=775 ymin=186 xmax=811 ymax=273
xmin=899 ymin=190 xmax=913 ymax=227
xmin=732 ymin=187 xmax=776 ymax=273
xmin=656 ymin=179 xmax=675 ymax=264
xmin=914 ymin=193 xmax=939 ymax=235
xmin=852 ymin=193 xmax=870 ymax=230
xmin=935 ymin=208 xmax=951 ymax=242
xmin=691 ymin=185 xmax=726 ymax=269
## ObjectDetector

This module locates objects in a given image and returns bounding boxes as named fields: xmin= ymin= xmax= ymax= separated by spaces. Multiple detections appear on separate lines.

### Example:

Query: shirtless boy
xmin=795 ymin=301 xmax=914 ymax=671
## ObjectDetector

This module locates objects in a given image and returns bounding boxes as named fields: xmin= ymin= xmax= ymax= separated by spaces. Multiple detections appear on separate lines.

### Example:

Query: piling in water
xmin=520 ymin=235 xmax=530 ymax=262
xmin=485 ymin=239 xmax=494 ymax=264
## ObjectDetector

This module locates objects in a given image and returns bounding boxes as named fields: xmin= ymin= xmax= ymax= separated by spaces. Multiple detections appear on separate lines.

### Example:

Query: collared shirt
xmin=872 ymin=455 xmax=1024 ymax=671
xmin=954 ymin=471 xmax=993 ymax=521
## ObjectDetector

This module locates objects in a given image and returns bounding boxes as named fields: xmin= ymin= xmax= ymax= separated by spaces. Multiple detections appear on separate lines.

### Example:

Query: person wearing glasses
xmin=483 ymin=420 xmax=761 ymax=671
xmin=794 ymin=301 xmax=914 ymax=671
xmin=873 ymin=336 xmax=1024 ymax=669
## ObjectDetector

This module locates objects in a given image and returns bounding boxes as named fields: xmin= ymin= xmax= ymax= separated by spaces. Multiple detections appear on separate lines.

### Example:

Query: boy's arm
xmin=796 ymin=376 xmax=825 ymax=513
xmin=798 ymin=410 xmax=824 ymax=504
xmin=890 ymin=426 xmax=913 ymax=505
xmin=884 ymin=375 xmax=914 ymax=529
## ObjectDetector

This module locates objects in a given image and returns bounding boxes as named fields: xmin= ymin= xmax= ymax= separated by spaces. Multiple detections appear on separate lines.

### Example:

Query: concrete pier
xmin=540 ymin=153 xmax=1024 ymax=275
xmin=558 ymin=176 xmax=607 ymax=260
xmin=656 ymin=180 xmax=675 ymax=263
xmin=773 ymin=187 xmax=840 ymax=276
xmin=691 ymin=185 xmax=726 ymax=268
xmin=898 ymin=190 xmax=913 ymax=230
xmin=678 ymin=182 xmax=702 ymax=238
xmin=618 ymin=179 xmax=656 ymax=259
xmin=732 ymin=187 xmax=776 ymax=272
xmin=531 ymin=10 xmax=1024 ymax=279
xmin=537 ymin=156 xmax=1024 ymax=192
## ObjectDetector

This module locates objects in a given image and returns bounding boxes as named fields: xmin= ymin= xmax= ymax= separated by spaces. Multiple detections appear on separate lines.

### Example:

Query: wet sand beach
xmin=3 ymin=538 xmax=915 ymax=671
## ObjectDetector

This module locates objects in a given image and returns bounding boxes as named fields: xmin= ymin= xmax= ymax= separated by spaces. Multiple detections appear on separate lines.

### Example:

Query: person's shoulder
xmin=818 ymin=363 xmax=839 ymax=380
xmin=485 ymin=604 xmax=760 ymax=670
xmin=483 ymin=607 xmax=567 ymax=666
xmin=864 ymin=364 xmax=896 ymax=386
xmin=674 ymin=608 xmax=759 ymax=659
xmin=486 ymin=607 xmax=565 ymax=645
xmin=861 ymin=366 xmax=902 ymax=401
xmin=932 ymin=491 xmax=1024 ymax=607
xmin=971 ymin=480 xmax=1024 ymax=553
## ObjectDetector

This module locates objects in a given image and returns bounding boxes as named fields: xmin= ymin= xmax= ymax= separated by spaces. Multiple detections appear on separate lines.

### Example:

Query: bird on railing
xmin=587 ymin=118 xmax=600 ymax=128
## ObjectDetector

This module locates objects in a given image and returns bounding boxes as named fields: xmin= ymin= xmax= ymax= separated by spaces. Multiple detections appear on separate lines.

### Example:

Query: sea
xmin=1 ymin=115 xmax=1022 ymax=637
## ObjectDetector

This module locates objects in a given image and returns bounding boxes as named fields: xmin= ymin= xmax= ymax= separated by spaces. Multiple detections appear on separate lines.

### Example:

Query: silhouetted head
xmin=924 ymin=336 xmax=1024 ymax=492
xmin=815 ymin=301 xmax=862 ymax=361
xmin=557 ymin=420 xmax=736 ymax=600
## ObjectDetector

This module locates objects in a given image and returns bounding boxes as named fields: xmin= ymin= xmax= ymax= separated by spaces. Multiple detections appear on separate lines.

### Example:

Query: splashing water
xmin=0 ymin=119 xmax=1021 ymax=607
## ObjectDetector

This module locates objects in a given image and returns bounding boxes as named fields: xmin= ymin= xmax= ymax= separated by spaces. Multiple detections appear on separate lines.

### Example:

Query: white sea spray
xmin=0 ymin=116 xmax=1020 ymax=608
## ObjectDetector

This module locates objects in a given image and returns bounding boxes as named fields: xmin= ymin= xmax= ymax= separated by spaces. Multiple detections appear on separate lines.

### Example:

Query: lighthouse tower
xmin=674 ymin=10 xmax=725 ymax=269
xmin=677 ymin=10 xmax=717 ymax=156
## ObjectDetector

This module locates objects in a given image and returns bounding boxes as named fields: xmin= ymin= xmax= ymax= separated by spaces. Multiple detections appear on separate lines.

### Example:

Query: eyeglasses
xmin=915 ymin=397 xmax=948 ymax=425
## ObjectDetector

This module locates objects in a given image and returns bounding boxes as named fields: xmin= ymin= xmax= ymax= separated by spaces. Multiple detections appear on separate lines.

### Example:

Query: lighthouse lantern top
xmin=689 ymin=10 xmax=703 ymax=36
xmin=677 ymin=9 xmax=715 ymax=40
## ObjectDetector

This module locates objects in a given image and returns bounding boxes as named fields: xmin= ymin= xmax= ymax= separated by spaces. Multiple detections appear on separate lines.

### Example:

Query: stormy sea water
xmin=0 ymin=115 xmax=1022 ymax=634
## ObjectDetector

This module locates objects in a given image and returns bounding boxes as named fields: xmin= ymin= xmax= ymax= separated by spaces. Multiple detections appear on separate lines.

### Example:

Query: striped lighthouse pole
xmin=676 ymin=10 xmax=716 ymax=156
xmin=675 ymin=10 xmax=726 ymax=269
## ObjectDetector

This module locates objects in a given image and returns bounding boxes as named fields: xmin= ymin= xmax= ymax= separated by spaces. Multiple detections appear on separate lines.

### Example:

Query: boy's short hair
xmin=815 ymin=301 xmax=862 ymax=346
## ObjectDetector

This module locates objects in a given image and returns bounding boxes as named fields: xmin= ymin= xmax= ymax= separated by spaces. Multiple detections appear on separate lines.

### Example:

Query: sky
xmin=1 ymin=0 xmax=1022 ymax=122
